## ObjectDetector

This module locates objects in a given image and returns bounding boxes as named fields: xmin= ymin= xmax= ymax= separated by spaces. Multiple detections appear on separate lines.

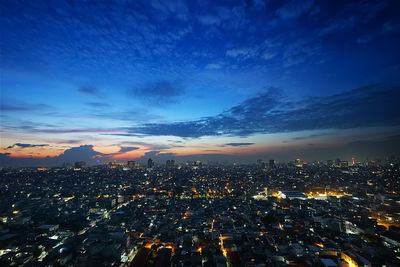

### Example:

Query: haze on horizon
xmin=1 ymin=0 xmax=400 ymax=167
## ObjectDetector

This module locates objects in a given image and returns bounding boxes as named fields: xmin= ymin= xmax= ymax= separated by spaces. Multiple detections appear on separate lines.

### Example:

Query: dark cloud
xmin=129 ymin=84 xmax=400 ymax=138
xmin=86 ymin=102 xmax=111 ymax=108
xmin=101 ymin=133 xmax=146 ymax=138
xmin=78 ymin=87 xmax=101 ymax=96
xmin=0 ymin=104 xmax=32 ymax=111
xmin=382 ymin=21 xmax=400 ymax=33
xmin=7 ymin=143 xmax=49 ymax=149
xmin=131 ymin=80 xmax=184 ymax=105
xmin=54 ymin=140 xmax=81 ymax=144
xmin=90 ymin=110 xmax=161 ymax=123
xmin=283 ymin=38 xmax=321 ymax=67
xmin=57 ymin=145 xmax=104 ymax=162
xmin=119 ymin=146 xmax=140 ymax=153
xmin=224 ymin=143 xmax=255 ymax=147
xmin=135 ymin=151 xmax=176 ymax=162
xmin=276 ymin=0 xmax=316 ymax=19
xmin=317 ymin=1 xmax=388 ymax=36
xmin=0 ymin=103 xmax=51 ymax=112
xmin=120 ymin=141 xmax=183 ymax=150
xmin=291 ymin=132 xmax=334 ymax=141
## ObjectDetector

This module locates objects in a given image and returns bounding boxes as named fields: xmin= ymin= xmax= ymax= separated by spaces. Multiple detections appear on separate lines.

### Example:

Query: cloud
xmin=197 ymin=14 xmax=221 ymax=26
xmin=318 ymin=1 xmax=388 ymax=36
xmin=205 ymin=63 xmax=222 ymax=70
xmin=86 ymin=102 xmax=111 ymax=108
xmin=103 ymin=146 xmax=141 ymax=157
xmin=57 ymin=145 xmax=104 ymax=162
xmin=0 ymin=145 xmax=106 ymax=167
xmin=318 ymin=16 xmax=358 ymax=36
xmin=283 ymin=38 xmax=321 ymax=67
xmin=226 ymin=48 xmax=255 ymax=59
xmin=0 ymin=102 xmax=51 ymax=112
xmin=7 ymin=143 xmax=49 ymax=149
xmin=291 ymin=132 xmax=334 ymax=141
xmin=135 ymin=150 xmax=176 ymax=162
xmin=32 ymin=128 xmax=123 ymax=134
xmin=0 ymin=104 xmax=32 ymax=111
xmin=101 ymin=133 xmax=146 ymax=138
xmin=226 ymin=39 xmax=280 ymax=63
xmin=119 ymin=146 xmax=140 ymax=153
xmin=46 ymin=139 xmax=81 ymax=145
xmin=78 ymin=87 xmax=101 ymax=96
xmin=131 ymin=80 xmax=184 ymax=105
xmin=356 ymin=33 xmax=377 ymax=44
xmin=261 ymin=51 xmax=277 ymax=60
xmin=150 ymin=0 xmax=189 ymax=22
xmin=356 ymin=20 xmax=400 ymax=44
xmin=251 ymin=0 xmax=267 ymax=10
xmin=120 ymin=141 xmax=183 ymax=150
xmin=128 ymin=84 xmax=400 ymax=138
xmin=224 ymin=143 xmax=254 ymax=147
xmin=276 ymin=0 xmax=316 ymax=20
xmin=382 ymin=21 xmax=400 ymax=33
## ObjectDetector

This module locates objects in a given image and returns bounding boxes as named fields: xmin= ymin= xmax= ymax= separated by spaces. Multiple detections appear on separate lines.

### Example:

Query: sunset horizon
xmin=2 ymin=1 xmax=400 ymax=167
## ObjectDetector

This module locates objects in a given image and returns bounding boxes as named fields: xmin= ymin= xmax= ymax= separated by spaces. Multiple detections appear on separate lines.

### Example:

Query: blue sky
xmin=1 ymin=0 xmax=400 ymax=166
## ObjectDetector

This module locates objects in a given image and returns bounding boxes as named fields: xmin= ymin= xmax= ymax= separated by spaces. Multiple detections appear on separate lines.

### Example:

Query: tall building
xmin=269 ymin=159 xmax=275 ymax=169
xmin=335 ymin=158 xmax=341 ymax=166
xmin=166 ymin=159 xmax=175 ymax=169
xmin=147 ymin=158 xmax=154 ymax=169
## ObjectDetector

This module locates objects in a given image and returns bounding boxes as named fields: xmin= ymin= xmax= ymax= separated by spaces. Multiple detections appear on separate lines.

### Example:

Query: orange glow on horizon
xmin=0 ymin=135 xmax=315 ymax=160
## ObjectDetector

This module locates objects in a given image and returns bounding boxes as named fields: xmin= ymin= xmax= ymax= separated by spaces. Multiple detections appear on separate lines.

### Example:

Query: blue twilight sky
xmin=1 ymin=0 xmax=400 ymax=166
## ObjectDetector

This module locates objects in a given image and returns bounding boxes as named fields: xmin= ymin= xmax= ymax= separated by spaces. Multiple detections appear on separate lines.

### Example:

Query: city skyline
xmin=1 ymin=0 xmax=400 ymax=167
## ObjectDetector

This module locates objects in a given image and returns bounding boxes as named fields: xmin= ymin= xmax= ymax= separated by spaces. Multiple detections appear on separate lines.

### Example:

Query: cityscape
xmin=1 ymin=0 xmax=400 ymax=266
xmin=0 ymin=158 xmax=400 ymax=266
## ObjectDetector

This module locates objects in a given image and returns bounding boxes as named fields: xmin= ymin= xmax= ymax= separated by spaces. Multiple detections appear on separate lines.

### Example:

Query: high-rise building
xmin=335 ymin=158 xmax=341 ymax=166
xmin=147 ymin=158 xmax=154 ymax=169
xmin=269 ymin=159 xmax=275 ymax=169
xmin=166 ymin=159 xmax=175 ymax=169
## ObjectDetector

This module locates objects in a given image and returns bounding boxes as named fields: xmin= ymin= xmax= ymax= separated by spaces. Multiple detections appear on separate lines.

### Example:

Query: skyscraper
xmin=147 ymin=158 xmax=154 ymax=169
xmin=269 ymin=159 xmax=275 ymax=169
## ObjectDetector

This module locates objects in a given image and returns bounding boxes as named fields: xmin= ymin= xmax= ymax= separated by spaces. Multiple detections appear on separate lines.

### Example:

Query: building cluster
xmin=0 ymin=158 xmax=399 ymax=266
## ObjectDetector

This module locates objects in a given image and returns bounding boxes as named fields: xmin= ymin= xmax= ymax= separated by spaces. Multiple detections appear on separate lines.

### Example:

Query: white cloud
xmin=205 ymin=63 xmax=222 ymax=70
